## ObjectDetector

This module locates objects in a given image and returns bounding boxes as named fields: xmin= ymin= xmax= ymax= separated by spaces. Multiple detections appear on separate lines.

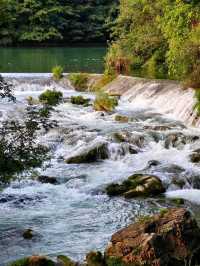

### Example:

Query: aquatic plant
xmin=70 ymin=95 xmax=90 ymax=106
xmin=93 ymin=91 xmax=118 ymax=112
xmin=52 ymin=65 xmax=63 ymax=80
xmin=39 ymin=89 xmax=63 ymax=106
xmin=69 ymin=73 xmax=89 ymax=91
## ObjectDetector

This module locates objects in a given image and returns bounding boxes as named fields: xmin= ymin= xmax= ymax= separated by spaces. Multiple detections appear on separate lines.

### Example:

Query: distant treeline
xmin=0 ymin=0 xmax=118 ymax=46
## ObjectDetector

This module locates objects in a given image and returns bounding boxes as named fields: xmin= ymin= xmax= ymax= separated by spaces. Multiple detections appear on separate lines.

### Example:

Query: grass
xmin=69 ymin=73 xmax=89 ymax=91
xmin=93 ymin=91 xmax=118 ymax=112
xmin=52 ymin=65 xmax=63 ymax=80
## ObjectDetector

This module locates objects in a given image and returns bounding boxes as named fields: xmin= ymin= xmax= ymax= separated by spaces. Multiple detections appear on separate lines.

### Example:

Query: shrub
xmin=52 ymin=65 xmax=63 ymax=80
xmin=39 ymin=89 xmax=63 ymax=106
xmin=69 ymin=73 xmax=89 ymax=91
xmin=70 ymin=95 xmax=90 ymax=106
xmin=91 ymin=73 xmax=116 ymax=92
xmin=93 ymin=91 xmax=118 ymax=112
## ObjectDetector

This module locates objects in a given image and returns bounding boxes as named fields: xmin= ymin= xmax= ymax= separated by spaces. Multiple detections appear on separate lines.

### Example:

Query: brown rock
xmin=105 ymin=208 xmax=200 ymax=266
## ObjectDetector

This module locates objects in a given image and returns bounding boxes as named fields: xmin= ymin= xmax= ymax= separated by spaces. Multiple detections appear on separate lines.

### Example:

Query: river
xmin=0 ymin=74 xmax=200 ymax=265
xmin=0 ymin=47 xmax=106 ymax=73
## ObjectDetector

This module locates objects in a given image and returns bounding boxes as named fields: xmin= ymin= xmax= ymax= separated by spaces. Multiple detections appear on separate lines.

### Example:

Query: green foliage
xmin=9 ymin=258 xmax=29 ymax=266
xmin=69 ymin=73 xmax=89 ymax=91
xmin=106 ymin=257 xmax=124 ymax=266
xmin=57 ymin=255 xmax=76 ymax=266
xmin=39 ymin=90 xmax=63 ymax=106
xmin=93 ymin=91 xmax=118 ymax=112
xmin=52 ymin=65 xmax=63 ymax=80
xmin=194 ymin=89 xmax=200 ymax=116
xmin=0 ymin=0 xmax=118 ymax=45
xmin=70 ymin=95 xmax=90 ymax=106
xmin=106 ymin=0 xmax=200 ymax=82
xmin=91 ymin=73 xmax=116 ymax=91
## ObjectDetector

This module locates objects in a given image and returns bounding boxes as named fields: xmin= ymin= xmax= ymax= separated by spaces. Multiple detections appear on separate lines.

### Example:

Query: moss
xmin=9 ymin=258 xmax=29 ymax=266
xmin=171 ymin=198 xmax=185 ymax=206
xmin=137 ymin=215 xmax=152 ymax=224
xmin=86 ymin=251 xmax=104 ymax=266
xmin=159 ymin=208 xmax=169 ymax=217
xmin=52 ymin=65 xmax=63 ymax=80
xmin=106 ymin=183 xmax=127 ymax=196
xmin=93 ymin=91 xmax=118 ymax=112
xmin=115 ymin=115 xmax=129 ymax=123
xmin=39 ymin=90 xmax=63 ymax=106
xmin=71 ymin=95 xmax=90 ymax=106
xmin=69 ymin=73 xmax=89 ymax=91
xmin=57 ymin=255 xmax=75 ymax=266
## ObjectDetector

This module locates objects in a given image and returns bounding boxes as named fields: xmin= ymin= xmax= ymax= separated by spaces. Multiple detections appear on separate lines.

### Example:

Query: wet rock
xmin=187 ymin=175 xmax=200 ymax=189
xmin=114 ymin=131 xmax=145 ymax=148
xmin=106 ymin=174 xmax=165 ymax=198
xmin=57 ymin=255 xmax=76 ymax=266
xmin=164 ymin=132 xmax=199 ymax=149
xmin=189 ymin=149 xmax=200 ymax=163
xmin=37 ymin=175 xmax=58 ymax=185
xmin=144 ymin=125 xmax=172 ymax=131
xmin=159 ymin=164 xmax=185 ymax=174
xmin=65 ymin=141 xmax=109 ymax=164
xmin=22 ymin=229 xmax=34 ymax=240
xmin=86 ymin=251 xmax=104 ymax=266
xmin=171 ymin=177 xmax=186 ymax=188
xmin=146 ymin=160 xmax=161 ymax=168
xmin=105 ymin=208 xmax=200 ymax=266
xmin=115 ymin=115 xmax=129 ymax=123
xmin=10 ymin=255 xmax=55 ymax=266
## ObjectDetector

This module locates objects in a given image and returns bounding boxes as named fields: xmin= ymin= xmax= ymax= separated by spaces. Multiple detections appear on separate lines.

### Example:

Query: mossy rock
xmin=57 ymin=255 xmax=76 ymax=266
xmin=71 ymin=96 xmax=90 ymax=106
xmin=22 ymin=229 xmax=34 ymax=239
xmin=10 ymin=256 xmax=55 ymax=266
xmin=86 ymin=251 xmax=104 ymax=266
xmin=69 ymin=73 xmax=89 ymax=91
xmin=115 ymin=115 xmax=129 ymax=123
xmin=189 ymin=149 xmax=200 ymax=163
xmin=106 ymin=174 xmax=165 ymax=198
xmin=39 ymin=90 xmax=63 ymax=106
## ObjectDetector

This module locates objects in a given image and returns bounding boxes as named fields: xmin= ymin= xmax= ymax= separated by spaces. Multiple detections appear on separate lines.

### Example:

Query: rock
xmin=115 ymin=115 xmax=129 ymax=123
xmin=105 ymin=208 xmax=200 ymax=266
xmin=144 ymin=125 xmax=172 ymax=131
xmin=22 ymin=229 xmax=34 ymax=240
xmin=171 ymin=177 xmax=186 ymax=188
xmin=57 ymin=255 xmax=76 ymax=266
xmin=114 ymin=131 xmax=145 ymax=148
xmin=37 ymin=175 xmax=58 ymax=185
xmin=65 ymin=141 xmax=109 ymax=164
xmin=86 ymin=251 xmax=104 ymax=266
xmin=190 ymin=149 xmax=200 ymax=163
xmin=187 ymin=175 xmax=200 ymax=189
xmin=106 ymin=174 xmax=165 ymax=198
xmin=10 ymin=256 xmax=55 ymax=266
xmin=164 ymin=132 xmax=199 ymax=149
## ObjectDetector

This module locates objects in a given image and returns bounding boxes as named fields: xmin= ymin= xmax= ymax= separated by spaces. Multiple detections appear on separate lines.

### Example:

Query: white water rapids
xmin=0 ymin=74 xmax=200 ymax=265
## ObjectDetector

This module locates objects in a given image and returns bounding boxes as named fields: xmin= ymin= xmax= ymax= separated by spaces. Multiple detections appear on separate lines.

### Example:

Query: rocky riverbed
xmin=1 ymin=74 xmax=200 ymax=265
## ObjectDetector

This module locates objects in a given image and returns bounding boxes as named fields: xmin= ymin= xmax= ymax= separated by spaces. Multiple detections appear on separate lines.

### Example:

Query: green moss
xmin=93 ymin=91 xmax=118 ymax=112
xmin=57 ymin=255 xmax=75 ymax=266
xmin=39 ymin=90 xmax=63 ymax=106
xmin=52 ymin=65 xmax=63 ymax=80
xmin=171 ymin=198 xmax=185 ymax=206
xmin=70 ymin=95 xmax=90 ymax=106
xmin=69 ymin=73 xmax=89 ymax=91
xmin=9 ymin=258 xmax=29 ymax=266
xmin=86 ymin=251 xmax=104 ymax=266
xmin=137 ymin=215 xmax=152 ymax=224
xmin=159 ymin=208 xmax=169 ymax=217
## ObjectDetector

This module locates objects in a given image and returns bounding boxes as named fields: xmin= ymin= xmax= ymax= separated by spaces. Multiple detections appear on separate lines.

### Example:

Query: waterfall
xmin=105 ymin=75 xmax=200 ymax=127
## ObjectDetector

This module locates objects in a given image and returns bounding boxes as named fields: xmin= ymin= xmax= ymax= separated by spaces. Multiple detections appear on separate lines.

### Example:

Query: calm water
xmin=0 ymin=47 xmax=106 ymax=73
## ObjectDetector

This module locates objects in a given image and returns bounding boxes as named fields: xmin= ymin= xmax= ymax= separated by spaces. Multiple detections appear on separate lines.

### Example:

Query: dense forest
xmin=0 ymin=0 xmax=118 ymax=45
xmin=106 ymin=0 xmax=200 ymax=87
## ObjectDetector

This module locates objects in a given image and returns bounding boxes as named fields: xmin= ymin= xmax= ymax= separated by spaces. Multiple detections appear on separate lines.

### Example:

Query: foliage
xmin=194 ymin=89 xmax=200 ymax=116
xmin=106 ymin=0 xmax=200 ymax=83
xmin=39 ymin=89 xmax=63 ymax=106
xmin=70 ymin=95 xmax=90 ymax=106
xmin=9 ymin=258 xmax=29 ymax=266
xmin=91 ymin=73 xmax=116 ymax=91
xmin=0 ymin=0 xmax=118 ymax=45
xmin=69 ymin=73 xmax=89 ymax=91
xmin=93 ymin=91 xmax=118 ymax=112
xmin=52 ymin=65 xmax=63 ymax=80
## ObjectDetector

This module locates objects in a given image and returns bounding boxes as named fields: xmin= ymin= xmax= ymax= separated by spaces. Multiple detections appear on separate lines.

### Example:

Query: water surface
xmin=0 ymin=47 xmax=106 ymax=73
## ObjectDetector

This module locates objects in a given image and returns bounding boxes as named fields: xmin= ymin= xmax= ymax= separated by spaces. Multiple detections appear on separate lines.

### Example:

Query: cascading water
xmin=0 ymin=74 xmax=200 ymax=266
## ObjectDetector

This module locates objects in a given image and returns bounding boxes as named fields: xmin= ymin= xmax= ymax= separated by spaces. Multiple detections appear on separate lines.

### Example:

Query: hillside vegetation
xmin=0 ymin=0 xmax=118 ymax=45
xmin=106 ymin=0 xmax=200 ymax=88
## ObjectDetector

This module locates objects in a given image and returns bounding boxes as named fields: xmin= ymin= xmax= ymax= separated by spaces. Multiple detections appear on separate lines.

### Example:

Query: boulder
xmin=22 ymin=229 xmax=34 ymax=240
xmin=105 ymin=208 xmax=200 ymax=266
xmin=114 ymin=131 xmax=145 ymax=148
xmin=37 ymin=175 xmax=58 ymax=185
xmin=65 ymin=141 xmax=109 ymax=164
xmin=106 ymin=174 xmax=165 ymax=198
xmin=57 ymin=255 xmax=76 ymax=266
xmin=164 ymin=132 xmax=199 ymax=149
xmin=189 ymin=149 xmax=200 ymax=163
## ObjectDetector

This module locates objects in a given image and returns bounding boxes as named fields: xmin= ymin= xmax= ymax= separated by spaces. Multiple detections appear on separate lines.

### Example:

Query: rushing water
xmin=0 ymin=47 xmax=106 ymax=73
xmin=0 ymin=74 xmax=200 ymax=265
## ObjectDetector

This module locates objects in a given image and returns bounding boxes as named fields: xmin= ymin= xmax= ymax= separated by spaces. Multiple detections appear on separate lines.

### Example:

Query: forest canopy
xmin=106 ymin=0 xmax=200 ymax=85
xmin=0 ymin=0 xmax=118 ymax=45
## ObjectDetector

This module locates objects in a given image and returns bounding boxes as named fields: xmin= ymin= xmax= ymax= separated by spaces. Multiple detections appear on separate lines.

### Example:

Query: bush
xmin=52 ymin=65 xmax=63 ymax=80
xmin=69 ymin=73 xmax=89 ymax=91
xmin=39 ymin=90 xmax=63 ymax=106
xmin=93 ymin=91 xmax=118 ymax=112
xmin=70 ymin=95 xmax=90 ymax=106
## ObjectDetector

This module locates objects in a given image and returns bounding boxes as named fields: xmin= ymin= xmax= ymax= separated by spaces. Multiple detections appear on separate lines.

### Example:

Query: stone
xmin=10 ymin=256 xmax=55 ymax=266
xmin=115 ymin=115 xmax=129 ymax=123
xmin=86 ymin=251 xmax=104 ymax=266
xmin=105 ymin=208 xmax=200 ymax=266
xmin=66 ymin=141 xmax=109 ymax=164
xmin=114 ymin=131 xmax=145 ymax=148
xmin=22 ymin=229 xmax=34 ymax=240
xmin=189 ymin=149 xmax=200 ymax=163
xmin=57 ymin=255 xmax=76 ymax=266
xmin=37 ymin=175 xmax=58 ymax=185
xmin=106 ymin=174 xmax=165 ymax=198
